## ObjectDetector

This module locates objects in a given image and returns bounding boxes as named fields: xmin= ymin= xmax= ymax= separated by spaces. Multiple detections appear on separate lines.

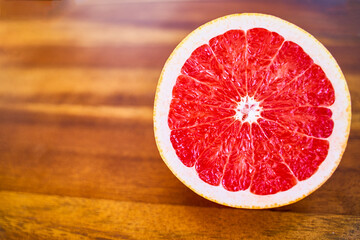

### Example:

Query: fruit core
xmin=235 ymin=96 xmax=261 ymax=123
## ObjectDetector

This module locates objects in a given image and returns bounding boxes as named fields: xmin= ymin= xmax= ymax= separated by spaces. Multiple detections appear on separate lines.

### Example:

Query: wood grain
xmin=0 ymin=0 xmax=359 ymax=239
xmin=0 ymin=191 xmax=359 ymax=240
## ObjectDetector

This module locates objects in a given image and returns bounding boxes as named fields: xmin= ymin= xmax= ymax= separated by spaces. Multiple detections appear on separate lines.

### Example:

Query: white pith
xmin=153 ymin=14 xmax=351 ymax=208
xmin=235 ymin=96 xmax=261 ymax=123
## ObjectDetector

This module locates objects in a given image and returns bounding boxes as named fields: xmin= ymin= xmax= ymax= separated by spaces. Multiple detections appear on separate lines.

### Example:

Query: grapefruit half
xmin=154 ymin=13 xmax=351 ymax=208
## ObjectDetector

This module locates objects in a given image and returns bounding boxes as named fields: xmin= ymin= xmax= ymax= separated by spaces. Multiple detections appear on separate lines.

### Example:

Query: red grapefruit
xmin=154 ymin=14 xmax=351 ymax=208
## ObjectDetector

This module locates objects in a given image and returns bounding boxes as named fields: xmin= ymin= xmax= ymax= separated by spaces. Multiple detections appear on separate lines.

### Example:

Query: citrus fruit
xmin=153 ymin=13 xmax=351 ymax=208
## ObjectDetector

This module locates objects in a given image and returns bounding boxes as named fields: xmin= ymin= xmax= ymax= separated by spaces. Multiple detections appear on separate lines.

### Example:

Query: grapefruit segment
xmin=261 ymin=107 xmax=334 ymax=138
xmin=258 ymin=118 xmax=330 ymax=181
xmin=222 ymin=122 xmax=254 ymax=191
xmin=209 ymin=30 xmax=247 ymax=96
xmin=181 ymin=44 xmax=240 ymax=102
xmin=195 ymin=121 xmax=241 ymax=185
xmin=261 ymin=64 xmax=335 ymax=108
xmin=255 ymin=41 xmax=313 ymax=100
xmin=168 ymin=98 xmax=235 ymax=130
xmin=246 ymin=28 xmax=284 ymax=96
xmin=172 ymin=74 xmax=236 ymax=109
xmin=250 ymin=123 xmax=297 ymax=195
xmin=170 ymin=118 xmax=235 ymax=167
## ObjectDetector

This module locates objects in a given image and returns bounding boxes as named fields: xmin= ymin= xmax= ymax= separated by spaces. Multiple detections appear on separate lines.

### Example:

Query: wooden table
xmin=0 ymin=0 xmax=359 ymax=239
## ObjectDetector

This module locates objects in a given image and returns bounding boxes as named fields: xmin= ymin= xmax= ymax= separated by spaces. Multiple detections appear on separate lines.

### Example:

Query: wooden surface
xmin=0 ymin=0 xmax=359 ymax=239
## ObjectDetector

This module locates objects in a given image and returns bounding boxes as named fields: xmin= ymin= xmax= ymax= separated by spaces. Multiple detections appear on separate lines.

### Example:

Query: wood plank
xmin=0 ymin=191 xmax=359 ymax=240
xmin=65 ymin=0 xmax=359 ymax=37
xmin=0 ymin=45 xmax=175 ymax=68
xmin=0 ymin=68 xmax=159 ymax=106
xmin=0 ymin=21 xmax=189 ymax=46
xmin=0 ymin=0 xmax=65 ymax=18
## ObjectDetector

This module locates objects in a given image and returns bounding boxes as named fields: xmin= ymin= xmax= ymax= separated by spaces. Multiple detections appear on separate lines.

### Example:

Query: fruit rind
xmin=153 ymin=13 xmax=351 ymax=208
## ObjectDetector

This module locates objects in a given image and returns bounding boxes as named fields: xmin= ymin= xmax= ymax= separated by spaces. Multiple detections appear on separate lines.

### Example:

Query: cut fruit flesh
xmin=154 ymin=14 xmax=351 ymax=208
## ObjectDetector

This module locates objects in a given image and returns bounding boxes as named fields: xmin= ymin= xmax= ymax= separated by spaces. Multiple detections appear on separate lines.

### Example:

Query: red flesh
xmin=168 ymin=28 xmax=335 ymax=195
